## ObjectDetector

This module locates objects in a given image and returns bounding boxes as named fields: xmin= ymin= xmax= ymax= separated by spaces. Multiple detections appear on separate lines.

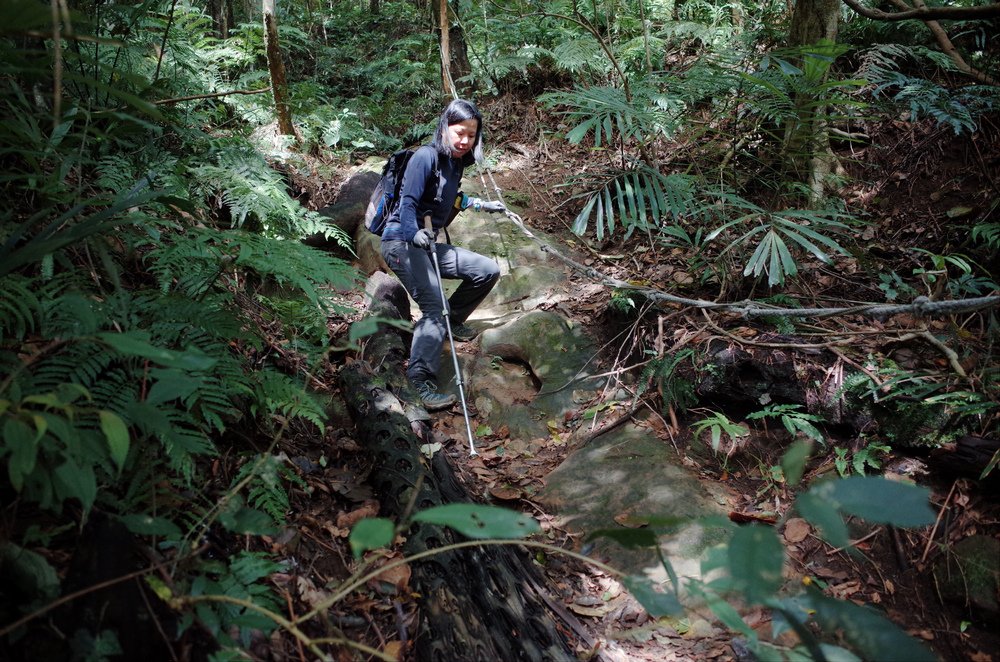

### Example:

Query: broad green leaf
xmin=703 ymin=588 xmax=755 ymax=638
xmin=97 ymin=332 xmax=216 ymax=370
xmin=780 ymin=439 xmax=813 ymax=486
xmin=119 ymin=513 xmax=182 ymax=538
xmin=811 ymin=476 xmax=934 ymax=528
xmin=806 ymin=586 xmax=937 ymax=661
xmin=145 ymin=575 xmax=174 ymax=602
xmin=412 ymin=503 xmax=540 ymax=539
xmin=219 ymin=506 xmax=277 ymax=535
xmin=622 ymin=576 xmax=682 ymax=617
xmin=0 ymin=541 xmax=60 ymax=602
xmin=54 ymin=458 xmax=97 ymax=514
xmin=728 ymin=525 xmax=784 ymax=602
xmin=795 ymin=491 xmax=849 ymax=548
xmin=99 ymin=410 xmax=130 ymax=472
xmin=146 ymin=368 xmax=201 ymax=405
xmin=4 ymin=417 xmax=39 ymax=491
xmin=349 ymin=518 xmax=395 ymax=558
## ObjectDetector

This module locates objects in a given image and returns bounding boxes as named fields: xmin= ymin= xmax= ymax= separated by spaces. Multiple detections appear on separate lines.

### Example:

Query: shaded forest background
xmin=0 ymin=0 xmax=998 ymax=660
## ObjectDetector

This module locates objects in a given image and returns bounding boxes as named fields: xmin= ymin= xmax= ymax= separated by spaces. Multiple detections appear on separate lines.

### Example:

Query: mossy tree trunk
xmin=783 ymin=0 xmax=842 ymax=200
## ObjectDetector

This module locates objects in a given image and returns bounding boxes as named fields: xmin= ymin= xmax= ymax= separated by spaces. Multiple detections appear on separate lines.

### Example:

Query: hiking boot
xmin=451 ymin=323 xmax=479 ymax=342
xmin=413 ymin=380 xmax=457 ymax=411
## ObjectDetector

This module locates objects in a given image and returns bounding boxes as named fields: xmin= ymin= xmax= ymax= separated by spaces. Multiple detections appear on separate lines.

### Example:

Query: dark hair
xmin=431 ymin=98 xmax=484 ymax=165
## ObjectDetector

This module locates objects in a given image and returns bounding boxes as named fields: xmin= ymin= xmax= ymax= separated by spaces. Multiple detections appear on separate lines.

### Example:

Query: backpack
xmin=364 ymin=147 xmax=443 ymax=236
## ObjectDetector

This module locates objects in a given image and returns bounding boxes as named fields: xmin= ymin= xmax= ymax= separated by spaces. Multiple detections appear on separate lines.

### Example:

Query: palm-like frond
xmin=540 ymin=85 xmax=676 ymax=147
xmin=570 ymin=166 xmax=699 ymax=241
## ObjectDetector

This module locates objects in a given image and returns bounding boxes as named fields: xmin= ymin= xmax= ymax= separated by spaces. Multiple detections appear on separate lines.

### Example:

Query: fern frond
xmin=31 ymin=340 xmax=114 ymax=395
xmin=231 ymin=453 xmax=306 ymax=525
xmin=551 ymin=38 xmax=608 ymax=75
xmin=0 ymin=274 xmax=40 ymax=340
xmin=124 ymin=401 xmax=217 ymax=482
xmin=857 ymin=44 xmax=995 ymax=134
xmin=253 ymin=370 xmax=326 ymax=430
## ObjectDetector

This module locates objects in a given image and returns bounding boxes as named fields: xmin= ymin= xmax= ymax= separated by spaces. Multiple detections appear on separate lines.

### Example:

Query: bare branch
xmin=152 ymin=87 xmax=272 ymax=105
xmin=886 ymin=0 xmax=998 ymax=85
xmin=840 ymin=0 xmax=1000 ymax=21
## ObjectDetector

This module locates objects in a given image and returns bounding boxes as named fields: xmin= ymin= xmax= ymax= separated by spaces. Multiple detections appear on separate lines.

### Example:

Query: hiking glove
xmin=479 ymin=200 xmax=506 ymax=213
xmin=412 ymin=228 xmax=435 ymax=249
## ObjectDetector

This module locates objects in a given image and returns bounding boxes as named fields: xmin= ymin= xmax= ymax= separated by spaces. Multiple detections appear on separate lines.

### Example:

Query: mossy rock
xmin=932 ymin=535 xmax=1000 ymax=625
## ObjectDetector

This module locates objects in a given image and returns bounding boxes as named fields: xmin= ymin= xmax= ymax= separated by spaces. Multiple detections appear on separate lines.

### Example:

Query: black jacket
xmin=381 ymin=145 xmax=468 ymax=243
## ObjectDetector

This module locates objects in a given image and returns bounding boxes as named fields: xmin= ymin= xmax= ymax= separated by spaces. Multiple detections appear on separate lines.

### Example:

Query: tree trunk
xmin=338 ymin=273 xmax=596 ymax=661
xmin=437 ymin=0 xmax=453 ymax=95
xmin=263 ymin=0 xmax=296 ymax=138
xmin=208 ymin=0 xmax=234 ymax=38
xmin=783 ymin=0 xmax=842 ymax=199
xmin=448 ymin=0 xmax=472 ymax=93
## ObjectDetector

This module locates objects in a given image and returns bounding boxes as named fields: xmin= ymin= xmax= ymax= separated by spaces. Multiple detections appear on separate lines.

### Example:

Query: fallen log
xmin=338 ymin=272 xmax=588 ymax=661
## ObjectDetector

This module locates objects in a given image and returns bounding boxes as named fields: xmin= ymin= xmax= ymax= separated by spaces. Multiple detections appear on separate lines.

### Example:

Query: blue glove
xmin=412 ymin=228 xmax=435 ymax=249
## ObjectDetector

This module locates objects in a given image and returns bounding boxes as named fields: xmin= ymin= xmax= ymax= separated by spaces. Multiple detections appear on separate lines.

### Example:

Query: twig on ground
xmin=920 ymin=480 xmax=958 ymax=564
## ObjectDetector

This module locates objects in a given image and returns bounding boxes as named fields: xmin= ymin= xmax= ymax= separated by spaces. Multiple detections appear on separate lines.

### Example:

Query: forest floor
xmin=282 ymin=104 xmax=1000 ymax=662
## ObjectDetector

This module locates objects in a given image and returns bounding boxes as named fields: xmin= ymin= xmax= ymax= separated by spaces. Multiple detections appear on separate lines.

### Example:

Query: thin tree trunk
xmin=263 ymin=0 xmax=296 ymax=138
xmin=783 ymin=0 xmax=842 ymax=199
xmin=438 ymin=0 xmax=452 ymax=95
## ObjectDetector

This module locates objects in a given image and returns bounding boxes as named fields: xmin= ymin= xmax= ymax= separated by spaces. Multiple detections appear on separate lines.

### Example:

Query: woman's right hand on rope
xmin=412 ymin=228 xmax=435 ymax=249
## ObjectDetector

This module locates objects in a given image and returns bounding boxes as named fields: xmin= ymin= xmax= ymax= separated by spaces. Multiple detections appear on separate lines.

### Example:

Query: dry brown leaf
xmin=613 ymin=512 xmax=648 ymax=528
xmin=830 ymin=580 xmax=862 ymax=599
xmin=296 ymin=576 xmax=332 ymax=609
xmin=368 ymin=553 xmax=411 ymax=593
xmin=489 ymin=484 xmax=522 ymax=500
xmin=382 ymin=641 xmax=405 ymax=660
xmin=783 ymin=518 xmax=811 ymax=543
xmin=336 ymin=500 xmax=379 ymax=529
xmin=568 ymin=602 xmax=614 ymax=618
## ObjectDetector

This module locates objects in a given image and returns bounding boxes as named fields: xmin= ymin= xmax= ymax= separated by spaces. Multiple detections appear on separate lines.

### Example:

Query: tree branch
xmin=152 ymin=87 xmax=272 ymax=105
xmin=840 ymin=0 xmax=1000 ymax=21
xmin=886 ymin=0 xmax=998 ymax=85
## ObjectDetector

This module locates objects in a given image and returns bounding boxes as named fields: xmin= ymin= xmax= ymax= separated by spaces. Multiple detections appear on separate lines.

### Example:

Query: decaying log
xmin=338 ymin=272 xmax=586 ymax=661
xmin=931 ymin=436 xmax=1000 ymax=488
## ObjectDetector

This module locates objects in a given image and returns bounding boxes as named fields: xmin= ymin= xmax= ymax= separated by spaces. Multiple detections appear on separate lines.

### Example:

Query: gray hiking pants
xmin=381 ymin=239 xmax=500 ymax=384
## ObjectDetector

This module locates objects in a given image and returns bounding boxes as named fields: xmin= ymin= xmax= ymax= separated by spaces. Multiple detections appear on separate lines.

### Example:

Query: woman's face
xmin=446 ymin=119 xmax=479 ymax=158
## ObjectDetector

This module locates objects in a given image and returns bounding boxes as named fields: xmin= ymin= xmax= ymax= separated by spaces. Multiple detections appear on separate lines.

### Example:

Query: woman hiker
xmin=379 ymin=99 xmax=506 ymax=411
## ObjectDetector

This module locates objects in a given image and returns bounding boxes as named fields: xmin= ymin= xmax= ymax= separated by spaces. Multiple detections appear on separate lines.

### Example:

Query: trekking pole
xmin=423 ymin=216 xmax=478 ymax=457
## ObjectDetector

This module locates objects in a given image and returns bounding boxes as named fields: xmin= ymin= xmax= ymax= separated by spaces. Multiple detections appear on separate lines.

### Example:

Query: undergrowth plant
xmin=0 ymin=2 xmax=364 ymax=656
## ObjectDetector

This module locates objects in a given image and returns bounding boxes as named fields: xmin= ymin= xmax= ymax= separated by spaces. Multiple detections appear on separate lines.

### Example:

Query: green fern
xmin=231 ymin=453 xmax=306 ymax=525
xmin=639 ymin=348 xmax=698 ymax=413
xmin=253 ymin=370 xmax=326 ymax=431
xmin=0 ymin=274 xmax=40 ymax=339
xmin=551 ymin=38 xmax=609 ymax=75
xmin=857 ymin=44 xmax=999 ymax=134
xmin=181 ymin=551 xmax=284 ymax=649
